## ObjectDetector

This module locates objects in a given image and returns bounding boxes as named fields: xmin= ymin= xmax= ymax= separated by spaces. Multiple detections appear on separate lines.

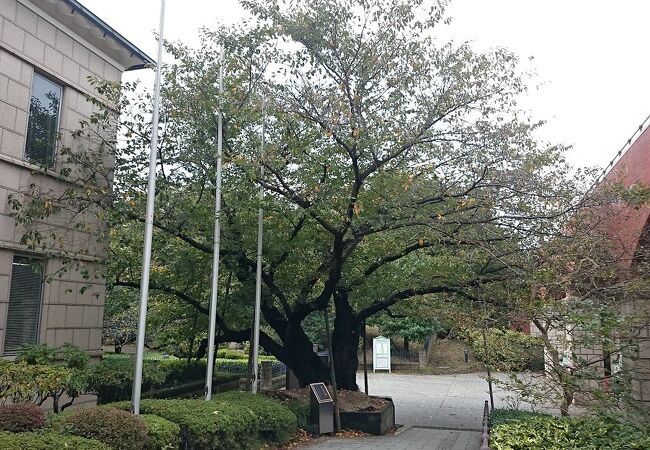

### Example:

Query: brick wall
xmin=599 ymin=126 xmax=650 ymax=407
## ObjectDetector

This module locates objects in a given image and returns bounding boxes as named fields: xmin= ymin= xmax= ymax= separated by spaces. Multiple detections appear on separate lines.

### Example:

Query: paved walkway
xmin=359 ymin=372 xmax=515 ymax=430
xmin=307 ymin=427 xmax=481 ymax=450
xmin=304 ymin=372 xmax=528 ymax=449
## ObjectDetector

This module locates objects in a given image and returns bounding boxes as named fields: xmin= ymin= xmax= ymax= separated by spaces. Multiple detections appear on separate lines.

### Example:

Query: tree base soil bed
xmin=271 ymin=389 xmax=395 ymax=435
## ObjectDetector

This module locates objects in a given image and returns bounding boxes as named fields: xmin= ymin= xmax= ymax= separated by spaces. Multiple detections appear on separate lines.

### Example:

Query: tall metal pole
xmin=251 ymin=106 xmax=266 ymax=394
xmin=205 ymin=45 xmax=225 ymax=401
xmin=131 ymin=0 xmax=166 ymax=416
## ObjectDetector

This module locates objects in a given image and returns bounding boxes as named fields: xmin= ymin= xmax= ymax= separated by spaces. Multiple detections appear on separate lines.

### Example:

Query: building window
xmin=3 ymin=256 xmax=44 ymax=355
xmin=25 ymin=73 xmax=62 ymax=167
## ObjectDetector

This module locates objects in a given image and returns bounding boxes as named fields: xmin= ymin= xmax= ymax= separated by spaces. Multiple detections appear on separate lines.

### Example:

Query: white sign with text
xmin=373 ymin=336 xmax=391 ymax=372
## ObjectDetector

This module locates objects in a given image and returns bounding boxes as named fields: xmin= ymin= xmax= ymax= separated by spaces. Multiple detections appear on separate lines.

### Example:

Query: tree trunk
xmin=284 ymin=317 xmax=330 ymax=387
xmin=560 ymin=389 xmax=574 ymax=417
xmin=331 ymin=291 xmax=360 ymax=390
xmin=404 ymin=337 xmax=410 ymax=352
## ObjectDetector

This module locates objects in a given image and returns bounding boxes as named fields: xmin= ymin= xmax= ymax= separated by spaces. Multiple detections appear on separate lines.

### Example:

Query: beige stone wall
xmin=632 ymin=325 xmax=650 ymax=407
xmin=0 ymin=0 xmax=123 ymax=356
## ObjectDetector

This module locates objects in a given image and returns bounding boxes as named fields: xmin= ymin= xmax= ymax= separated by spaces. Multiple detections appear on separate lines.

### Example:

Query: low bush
xmin=111 ymin=398 xmax=260 ymax=450
xmin=465 ymin=328 xmax=544 ymax=371
xmin=141 ymin=414 xmax=180 ymax=450
xmin=0 ymin=431 xmax=109 ymax=449
xmin=85 ymin=358 xmax=166 ymax=404
xmin=490 ymin=409 xmax=650 ymax=450
xmin=285 ymin=399 xmax=310 ymax=430
xmin=58 ymin=406 xmax=149 ymax=450
xmin=216 ymin=349 xmax=248 ymax=360
xmin=215 ymin=391 xmax=298 ymax=445
xmin=89 ymin=357 xmax=237 ymax=403
xmin=1 ymin=343 xmax=90 ymax=412
xmin=0 ymin=361 xmax=80 ymax=412
xmin=0 ymin=403 xmax=45 ymax=432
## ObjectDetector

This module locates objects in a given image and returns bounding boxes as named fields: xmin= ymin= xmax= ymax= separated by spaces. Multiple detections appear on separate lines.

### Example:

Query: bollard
xmin=464 ymin=349 xmax=469 ymax=363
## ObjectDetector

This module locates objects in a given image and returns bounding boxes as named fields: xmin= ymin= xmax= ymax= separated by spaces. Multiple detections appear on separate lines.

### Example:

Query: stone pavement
xmin=304 ymin=372 xmax=528 ymax=449
xmin=306 ymin=426 xmax=481 ymax=450
xmin=359 ymin=372 xmax=516 ymax=430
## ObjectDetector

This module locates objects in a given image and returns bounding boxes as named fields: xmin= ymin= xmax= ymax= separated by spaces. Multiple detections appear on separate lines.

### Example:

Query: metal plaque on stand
xmin=309 ymin=382 xmax=334 ymax=434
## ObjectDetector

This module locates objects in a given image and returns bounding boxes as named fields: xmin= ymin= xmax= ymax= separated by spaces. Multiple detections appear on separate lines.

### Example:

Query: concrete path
xmin=307 ymin=426 xmax=481 ymax=450
xmin=303 ymin=372 xmax=534 ymax=449
xmin=359 ymin=372 xmax=515 ymax=430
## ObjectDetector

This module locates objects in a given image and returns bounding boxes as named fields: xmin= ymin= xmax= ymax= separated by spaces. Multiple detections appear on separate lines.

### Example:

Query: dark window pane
xmin=25 ymin=73 xmax=61 ymax=167
xmin=3 ymin=256 xmax=43 ymax=355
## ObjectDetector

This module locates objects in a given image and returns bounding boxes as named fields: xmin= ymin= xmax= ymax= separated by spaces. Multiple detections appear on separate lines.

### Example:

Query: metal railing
xmin=480 ymin=400 xmax=491 ymax=450
xmin=271 ymin=361 xmax=287 ymax=377
xmin=390 ymin=348 xmax=420 ymax=362
xmin=213 ymin=360 xmax=287 ymax=378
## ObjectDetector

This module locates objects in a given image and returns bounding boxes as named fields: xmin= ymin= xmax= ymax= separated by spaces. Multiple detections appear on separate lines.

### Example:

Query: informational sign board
xmin=309 ymin=382 xmax=334 ymax=434
xmin=373 ymin=336 xmax=391 ymax=372
xmin=310 ymin=382 xmax=333 ymax=403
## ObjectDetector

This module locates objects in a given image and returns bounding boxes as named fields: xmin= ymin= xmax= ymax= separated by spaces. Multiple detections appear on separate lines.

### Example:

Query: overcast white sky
xmin=80 ymin=0 xmax=650 ymax=169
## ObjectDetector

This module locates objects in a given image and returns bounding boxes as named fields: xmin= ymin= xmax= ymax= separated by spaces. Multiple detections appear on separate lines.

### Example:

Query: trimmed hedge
xmin=215 ymin=350 xmax=276 ymax=361
xmin=110 ymin=393 xmax=299 ymax=449
xmin=57 ymin=407 xmax=149 ymax=450
xmin=0 ymin=403 xmax=45 ymax=432
xmin=0 ymin=431 xmax=109 ymax=449
xmin=87 ymin=358 xmax=237 ymax=404
xmin=110 ymin=399 xmax=260 ymax=450
xmin=490 ymin=409 xmax=650 ymax=449
xmin=215 ymin=391 xmax=298 ymax=445
xmin=141 ymin=414 xmax=180 ymax=450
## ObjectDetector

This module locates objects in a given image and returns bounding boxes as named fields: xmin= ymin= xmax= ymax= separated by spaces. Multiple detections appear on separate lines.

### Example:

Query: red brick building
xmin=600 ymin=119 xmax=650 ymax=407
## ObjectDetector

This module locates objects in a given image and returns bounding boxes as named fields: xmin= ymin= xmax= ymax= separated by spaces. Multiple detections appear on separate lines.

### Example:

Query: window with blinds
xmin=3 ymin=256 xmax=44 ymax=355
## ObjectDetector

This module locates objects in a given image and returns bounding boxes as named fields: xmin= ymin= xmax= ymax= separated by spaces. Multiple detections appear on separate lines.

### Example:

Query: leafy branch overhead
xmin=11 ymin=0 xmax=600 ymax=389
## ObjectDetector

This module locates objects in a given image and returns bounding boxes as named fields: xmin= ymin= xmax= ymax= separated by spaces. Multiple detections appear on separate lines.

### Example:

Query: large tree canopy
xmin=13 ymin=0 xmax=588 ymax=389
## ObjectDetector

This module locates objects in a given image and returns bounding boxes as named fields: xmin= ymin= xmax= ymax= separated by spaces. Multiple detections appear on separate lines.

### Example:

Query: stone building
xmin=0 ymin=0 xmax=152 ymax=358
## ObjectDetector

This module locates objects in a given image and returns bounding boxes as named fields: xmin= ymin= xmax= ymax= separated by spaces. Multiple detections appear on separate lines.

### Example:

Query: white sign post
xmin=372 ymin=336 xmax=391 ymax=373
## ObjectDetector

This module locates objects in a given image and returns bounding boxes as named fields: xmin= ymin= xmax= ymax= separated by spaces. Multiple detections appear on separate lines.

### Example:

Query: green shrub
xmin=0 ymin=431 xmax=109 ymax=450
xmin=18 ymin=343 xmax=90 ymax=369
xmin=86 ymin=358 xmax=166 ymax=403
xmin=16 ymin=344 xmax=58 ymax=365
xmin=215 ymin=391 xmax=298 ymax=445
xmin=217 ymin=349 xmax=248 ymax=360
xmin=490 ymin=409 xmax=650 ymax=450
xmin=0 ymin=403 xmax=45 ymax=432
xmin=58 ymin=406 xmax=149 ymax=450
xmin=141 ymin=414 xmax=180 ymax=450
xmin=0 ymin=361 xmax=81 ymax=412
xmin=89 ymin=358 xmax=230 ymax=403
xmin=110 ymin=399 xmax=260 ymax=450
xmin=158 ymin=359 xmax=207 ymax=385
xmin=284 ymin=399 xmax=309 ymax=430
xmin=465 ymin=328 xmax=543 ymax=371
xmin=9 ymin=343 xmax=89 ymax=412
